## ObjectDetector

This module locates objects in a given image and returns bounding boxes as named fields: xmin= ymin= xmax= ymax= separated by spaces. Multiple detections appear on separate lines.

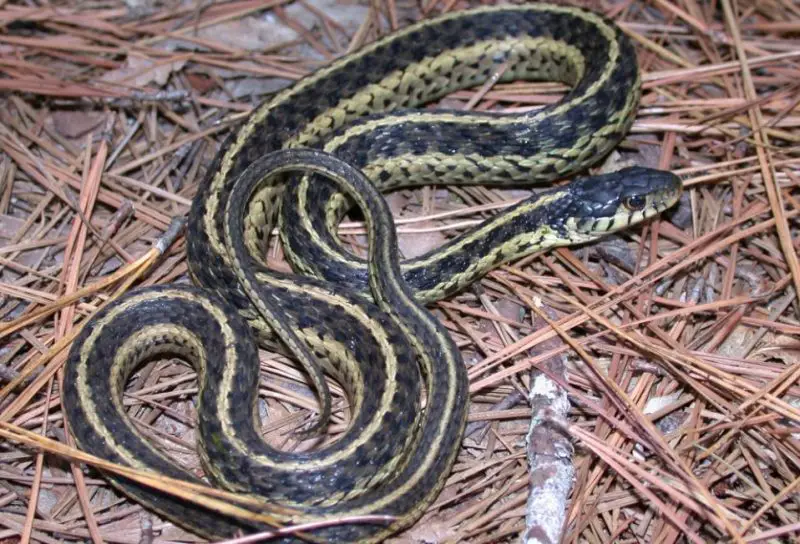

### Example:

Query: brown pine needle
xmin=1 ymin=1 xmax=798 ymax=543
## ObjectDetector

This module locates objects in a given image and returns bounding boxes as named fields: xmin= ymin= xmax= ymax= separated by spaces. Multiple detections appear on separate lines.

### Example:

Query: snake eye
xmin=623 ymin=195 xmax=647 ymax=211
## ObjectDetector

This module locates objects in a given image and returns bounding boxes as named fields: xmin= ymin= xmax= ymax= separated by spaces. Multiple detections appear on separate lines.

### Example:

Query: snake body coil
xmin=63 ymin=4 xmax=681 ymax=542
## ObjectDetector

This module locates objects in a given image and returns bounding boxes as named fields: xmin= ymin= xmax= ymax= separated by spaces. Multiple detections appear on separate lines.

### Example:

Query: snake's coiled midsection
xmin=63 ymin=4 xmax=682 ymax=543
xmin=191 ymin=4 xmax=642 ymax=297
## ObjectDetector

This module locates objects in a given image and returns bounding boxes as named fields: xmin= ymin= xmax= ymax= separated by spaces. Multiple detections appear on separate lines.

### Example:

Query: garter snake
xmin=63 ymin=3 xmax=682 ymax=542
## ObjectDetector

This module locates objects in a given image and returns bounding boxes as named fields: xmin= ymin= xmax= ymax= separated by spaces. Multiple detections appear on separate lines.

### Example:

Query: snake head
xmin=558 ymin=166 xmax=682 ymax=240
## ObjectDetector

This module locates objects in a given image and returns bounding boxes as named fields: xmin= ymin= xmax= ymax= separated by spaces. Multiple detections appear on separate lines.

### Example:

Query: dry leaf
xmin=51 ymin=110 xmax=106 ymax=139
xmin=398 ymin=222 xmax=447 ymax=259
xmin=197 ymin=17 xmax=299 ymax=51
xmin=101 ymin=54 xmax=186 ymax=87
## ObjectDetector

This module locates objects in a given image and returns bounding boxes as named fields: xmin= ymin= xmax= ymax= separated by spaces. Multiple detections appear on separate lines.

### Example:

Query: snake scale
xmin=63 ymin=3 xmax=681 ymax=542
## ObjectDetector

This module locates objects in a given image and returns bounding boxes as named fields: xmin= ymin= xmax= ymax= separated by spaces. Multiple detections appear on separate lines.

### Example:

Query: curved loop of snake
xmin=63 ymin=4 xmax=682 ymax=543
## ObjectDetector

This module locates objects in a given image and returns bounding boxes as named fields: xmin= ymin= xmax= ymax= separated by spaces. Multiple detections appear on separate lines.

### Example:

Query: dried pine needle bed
xmin=0 ymin=0 xmax=799 ymax=543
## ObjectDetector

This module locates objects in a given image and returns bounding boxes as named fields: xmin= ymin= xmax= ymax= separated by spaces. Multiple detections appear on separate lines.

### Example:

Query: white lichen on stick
xmin=523 ymin=366 xmax=573 ymax=544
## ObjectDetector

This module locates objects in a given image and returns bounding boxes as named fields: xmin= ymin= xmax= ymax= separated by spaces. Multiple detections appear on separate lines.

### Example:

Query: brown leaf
xmin=101 ymin=55 xmax=186 ymax=87
xmin=51 ymin=110 xmax=106 ymax=139
xmin=185 ymin=73 xmax=216 ymax=94
xmin=398 ymin=222 xmax=447 ymax=259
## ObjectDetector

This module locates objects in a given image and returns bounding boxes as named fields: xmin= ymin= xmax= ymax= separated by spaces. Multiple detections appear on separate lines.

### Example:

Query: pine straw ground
xmin=0 ymin=0 xmax=799 ymax=542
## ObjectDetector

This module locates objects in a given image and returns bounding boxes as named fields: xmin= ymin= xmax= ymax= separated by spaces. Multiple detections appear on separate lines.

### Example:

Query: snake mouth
xmin=651 ymin=185 xmax=683 ymax=215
